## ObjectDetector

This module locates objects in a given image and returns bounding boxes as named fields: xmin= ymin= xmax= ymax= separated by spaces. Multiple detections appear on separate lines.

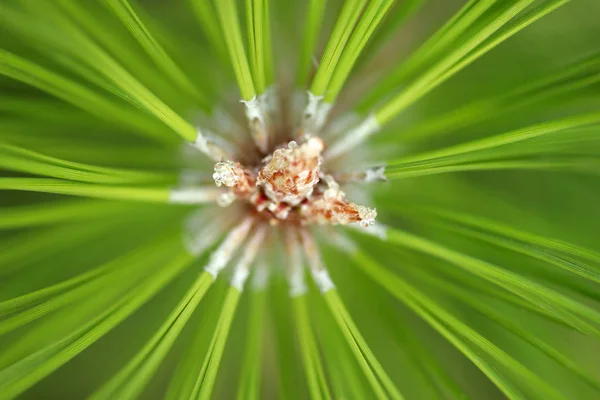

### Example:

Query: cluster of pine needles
xmin=1 ymin=0 xmax=600 ymax=398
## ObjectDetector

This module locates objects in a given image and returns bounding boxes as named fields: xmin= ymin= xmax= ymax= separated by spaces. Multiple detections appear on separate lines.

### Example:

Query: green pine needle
xmin=214 ymin=0 xmax=257 ymax=100
xmin=310 ymin=0 xmax=368 ymax=96
xmin=104 ymin=0 xmax=210 ymax=107
xmin=297 ymin=0 xmax=328 ymax=86
xmin=0 ymin=244 xmax=191 ymax=398
xmin=236 ymin=288 xmax=266 ymax=400
xmin=324 ymin=289 xmax=404 ymax=400
xmin=245 ymin=0 xmax=272 ymax=94
xmin=325 ymin=0 xmax=395 ymax=103
xmin=0 ymin=178 xmax=171 ymax=203
xmin=191 ymin=285 xmax=242 ymax=400
xmin=374 ymin=0 xmax=566 ymax=125
xmin=89 ymin=271 xmax=213 ymax=400
xmin=0 ymin=144 xmax=174 ymax=185
xmin=293 ymin=294 xmax=333 ymax=400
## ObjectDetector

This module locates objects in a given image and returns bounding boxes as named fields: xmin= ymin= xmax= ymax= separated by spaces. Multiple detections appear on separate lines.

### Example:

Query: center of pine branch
xmin=212 ymin=136 xmax=376 ymax=227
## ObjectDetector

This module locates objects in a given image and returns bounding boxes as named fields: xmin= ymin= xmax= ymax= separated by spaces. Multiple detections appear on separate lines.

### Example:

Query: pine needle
xmin=324 ymin=289 xmax=404 ymax=400
xmin=0 ymin=178 xmax=170 ymax=203
xmin=236 ymin=288 xmax=267 ymax=400
xmin=422 ymin=208 xmax=600 ymax=265
xmin=262 ymin=1 xmax=274 ymax=87
xmin=188 ymin=0 xmax=230 ymax=66
xmin=374 ymin=0 xmax=566 ymax=125
xmin=398 ymin=53 xmax=600 ymax=142
xmin=245 ymin=0 xmax=271 ymax=94
xmin=191 ymin=286 xmax=242 ymax=400
xmin=384 ymin=228 xmax=600 ymax=337
xmin=358 ymin=0 xmax=497 ymax=111
xmin=293 ymin=294 xmax=332 ymax=400
xmin=0 ymin=237 xmax=178 ymax=336
xmin=54 ymin=0 xmax=187 ymax=104
xmin=402 ymin=206 xmax=600 ymax=285
xmin=310 ymin=0 xmax=368 ymax=96
xmin=214 ymin=0 xmax=257 ymax=100
xmin=354 ymin=0 xmax=426 ymax=72
xmin=0 ymin=247 xmax=193 ymax=398
xmin=270 ymin=282 xmax=305 ymax=400
xmin=0 ymin=240 xmax=142 ymax=316
xmin=325 ymin=0 xmax=395 ymax=103
xmin=0 ymin=221 xmax=125 ymax=277
xmin=0 ymin=200 xmax=132 ymax=230
xmin=0 ymin=143 xmax=174 ymax=185
xmin=0 ymin=50 xmax=171 ymax=142
xmin=89 ymin=271 xmax=213 ymax=400
xmin=387 ymin=112 xmax=600 ymax=169
xmin=297 ymin=0 xmax=328 ymax=85
xmin=165 ymin=281 xmax=225 ymax=400
xmin=405 ymin=265 xmax=600 ymax=392
xmin=350 ymin=250 xmax=567 ymax=400
xmin=420 ymin=0 xmax=571 ymax=100
xmin=103 ymin=0 xmax=209 ymax=107
xmin=312 ymin=297 xmax=371 ymax=399
xmin=20 ymin=2 xmax=198 ymax=141
xmin=386 ymin=158 xmax=600 ymax=179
